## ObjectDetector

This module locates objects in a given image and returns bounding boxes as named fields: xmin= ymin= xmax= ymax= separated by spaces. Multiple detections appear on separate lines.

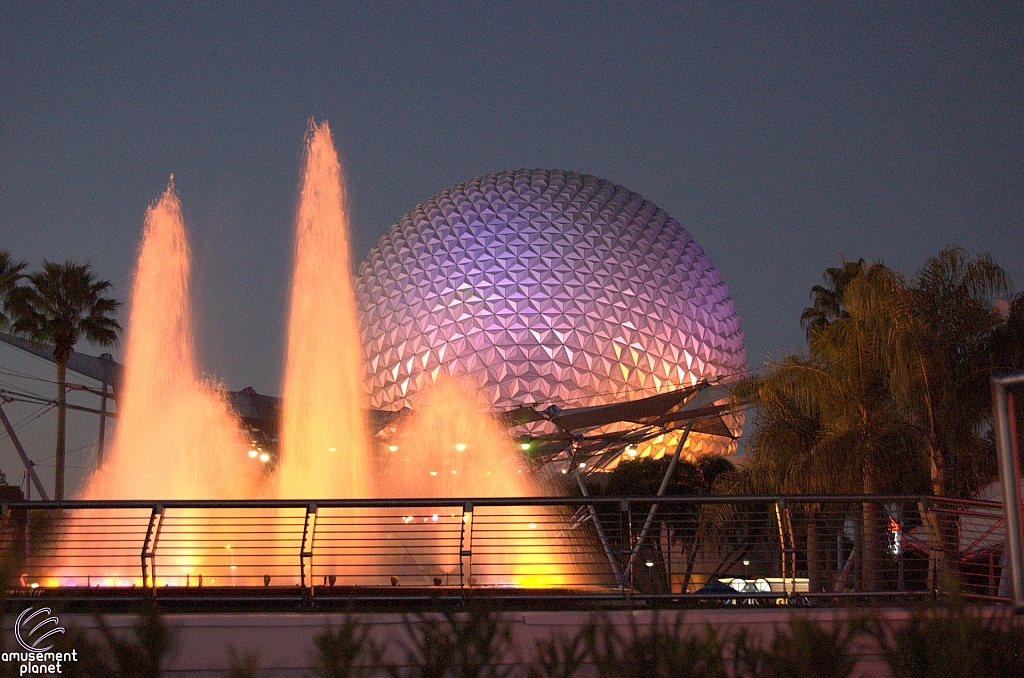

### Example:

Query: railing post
xmin=301 ymin=503 xmax=317 ymax=602
xmin=140 ymin=504 xmax=163 ymax=596
xmin=460 ymin=502 xmax=473 ymax=591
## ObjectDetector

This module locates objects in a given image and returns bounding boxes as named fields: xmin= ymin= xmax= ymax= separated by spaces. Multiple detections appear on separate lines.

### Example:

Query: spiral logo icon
xmin=15 ymin=607 xmax=65 ymax=652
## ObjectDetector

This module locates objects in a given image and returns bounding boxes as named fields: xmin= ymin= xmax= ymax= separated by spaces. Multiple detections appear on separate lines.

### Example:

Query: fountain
xmin=82 ymin=180 xmax=258 ymax=502
xmin=43 ymin=122 xmax=588 ymax=590
xmin=278 ymin=121 xmax=373 ymax=500
xmin=381 ymin=377 xmax=574 ymax=586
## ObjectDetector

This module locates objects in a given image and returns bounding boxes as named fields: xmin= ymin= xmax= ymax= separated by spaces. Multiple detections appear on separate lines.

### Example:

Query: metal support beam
xmin=97 ymin=380 xmax=109 ymax=464
xmin=623 ymin=422 xmax=692 ymax=581
xmin=993 ymin=372 xmax=1024 ymax=610
xmin=0 ymin=402 xmax=48 ymax=500
xmin=576 ymin=475 xmax=623 ymax=586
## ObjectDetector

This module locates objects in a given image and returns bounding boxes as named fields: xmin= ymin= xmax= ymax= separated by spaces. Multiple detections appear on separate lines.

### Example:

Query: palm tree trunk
xmin=55 ymin=359 xmax=66 ymax=501
xmin=862 ymin=462 xmax=878 ymax=592
xmin=807 ymin=503 xmax=822 ymax=593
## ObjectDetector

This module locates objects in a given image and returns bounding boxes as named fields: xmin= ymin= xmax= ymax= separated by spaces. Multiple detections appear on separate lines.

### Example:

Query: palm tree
xmin=10 ymin=260 xmax=121 ymax=500
xmin=741 ymin=248 xmax=1016 ymax=591
xmin=799 ymin=258 xmax=868 ymax=340
xmin=0 ymin=249 xmax=26 ymax=327
xmin=894 ymin=247 xmax=1012 ymax=497
xmin=740 ymin=263 xmax=932 ymax=591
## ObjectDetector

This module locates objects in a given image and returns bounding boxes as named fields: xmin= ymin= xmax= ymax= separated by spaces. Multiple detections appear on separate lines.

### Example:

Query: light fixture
xmin=520 ymin=442 xmax=531 ymax=451
xmin=645 ymin=560 xmax=654 ymax=568
xmin=248 ymin=450 xmax=258 ymax=458
xmin=429 ymin=471 xmax=438 ymax=476
xmin=455 ymin=443 xmax=467 ymax=452
xmin=578 ymin=462 xmax=586 ymax=468
xmin=388 ymin=445 xmax=399 ymax=452
xmin=259 ymin=453 xmax=270 ymax=462
xmin=626 ymin=445 xmax=637 ymax=458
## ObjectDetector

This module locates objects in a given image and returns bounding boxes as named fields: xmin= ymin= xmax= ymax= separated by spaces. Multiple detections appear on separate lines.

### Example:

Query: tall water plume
xmin=82 ymin=181 xmax=256 ymax=501
xmin=279 ymin=121 xmax=372 ymax=499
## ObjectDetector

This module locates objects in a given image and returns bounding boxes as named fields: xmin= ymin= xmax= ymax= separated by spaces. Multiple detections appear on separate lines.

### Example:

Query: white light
xmin=452 ymin=470 xmax=457 ymax=474
xmin=224 ymin=544 xmax=232 ymax=550
xmin=742 ymin=559 xmax=750 ymax=566
xmin=455 ymin=443 xmax=467 ymax=452
xmin=259 ymin=453 xmax=271 ymax=462
xmin=230 ymin=565 xmax=237 ymax=570
xmin=430 ymin=471 xmax=438 ymax=477
xmin=626 ymin=445 xmax=637 ymax=457
xmin=248 ymin=450 xmax=258 ymax=458
xmin=561 ymin=469 xmax=568 ymax=474
xmin=403 ymin=516 xmax=413 ymax=523
xmin=578 ymin=462 xmax=586 ymax=468
xmin=388 ymin=445 xmax=399 ymax=452
xmin=520 ymin=442 xmax=531 ymax=450
xmin=645 ymin=561 xmax=654 ymax=568
xmin=328 ymin=447 xmax=337 ymax=452
xmin=529 ymin=523 xmax=537 ymax=529
xmin=431 ymin=514 xmax=439 ymax=522
xmin=29 ymin=583 xmax=39 ymax=589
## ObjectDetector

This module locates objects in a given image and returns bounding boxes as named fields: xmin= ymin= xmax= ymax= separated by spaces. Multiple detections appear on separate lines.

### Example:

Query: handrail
xmin=0 ymin=494 xmax=1010 ymax=607
xmin=0 ymin=493 xmax=942 ymax=510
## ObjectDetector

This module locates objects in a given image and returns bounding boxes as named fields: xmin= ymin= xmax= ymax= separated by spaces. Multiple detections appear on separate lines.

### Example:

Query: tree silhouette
xmin=11 ymin=260 xmax=121 ymax=500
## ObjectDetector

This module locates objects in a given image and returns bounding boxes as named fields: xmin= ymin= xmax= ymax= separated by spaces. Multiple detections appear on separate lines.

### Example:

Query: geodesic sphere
xmin=356 ymin=169 xmax=745 ymax=413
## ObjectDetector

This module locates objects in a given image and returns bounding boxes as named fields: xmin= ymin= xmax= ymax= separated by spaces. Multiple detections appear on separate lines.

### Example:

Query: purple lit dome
xmin=356 ymin=169 xmax=745 ymax=426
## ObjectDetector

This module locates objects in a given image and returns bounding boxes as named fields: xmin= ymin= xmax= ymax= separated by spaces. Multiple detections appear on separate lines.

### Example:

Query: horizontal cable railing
xmin=0 ymin=495 xmax=1009 ymax=604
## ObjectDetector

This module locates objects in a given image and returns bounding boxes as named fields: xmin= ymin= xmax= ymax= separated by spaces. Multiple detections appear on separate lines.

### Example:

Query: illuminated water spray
xmin=278 ymin=121 xmax=372 ymax=499
xmin=383 ymin=377 xmax=574 ymax=587
xmin=83 ymin=181 xmax=256 ymax=501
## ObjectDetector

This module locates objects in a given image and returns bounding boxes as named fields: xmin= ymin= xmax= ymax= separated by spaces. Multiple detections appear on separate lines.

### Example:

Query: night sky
xmin=1 ymin=4 xmax=1021 ymax=489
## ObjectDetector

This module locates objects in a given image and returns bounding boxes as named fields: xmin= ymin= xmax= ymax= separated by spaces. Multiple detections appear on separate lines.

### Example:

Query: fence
xmin=0 ymin=495 xmax=1008 ymax=606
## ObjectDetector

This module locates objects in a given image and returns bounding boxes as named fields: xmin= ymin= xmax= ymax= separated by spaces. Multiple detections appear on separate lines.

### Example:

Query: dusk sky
xmin=1 ymin=4 xmax=1021 ymax=489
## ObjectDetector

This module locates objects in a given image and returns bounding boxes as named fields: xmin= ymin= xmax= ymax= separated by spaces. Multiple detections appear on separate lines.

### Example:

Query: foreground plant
xmin=393 ymin=602 xmax=516 ymax=678
xmin=732 ymin=617 xmax=858 ymax=678
xmin=54 ymin=608 xmax=174 ymax=678
xmin=582 ymin=612 xmax=727 ymax=678
xmin=871 ymin=598 xmax=1024 ymax=678
xmin=311 ymin=612 xmax=382 ymax=678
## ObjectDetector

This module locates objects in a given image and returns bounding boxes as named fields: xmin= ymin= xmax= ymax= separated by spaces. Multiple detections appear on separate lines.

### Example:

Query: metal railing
xmin=0 ymin=495 xmax=1009 ymax=605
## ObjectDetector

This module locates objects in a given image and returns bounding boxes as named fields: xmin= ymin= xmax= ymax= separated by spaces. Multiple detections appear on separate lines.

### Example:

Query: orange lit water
xmin=82 ymin=182 xmax=257 ymax=501
xmin=278 ymin=121 xmax=372 ymax=500
xmin=52 ymin=183 xmax=262 ymax=586
xmin=45 ymin=126 xmax=586 ymax=590
xmin=381 ymin=378 xmax=575 ymax=587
